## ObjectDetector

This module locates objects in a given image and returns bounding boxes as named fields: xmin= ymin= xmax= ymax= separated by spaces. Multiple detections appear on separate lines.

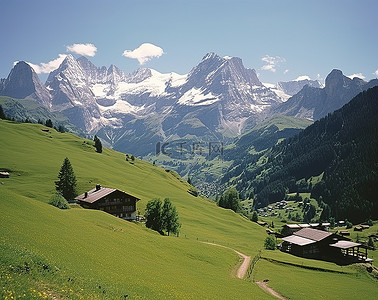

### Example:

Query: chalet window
xmin=123 ymin=205 xmax=134 ymax=212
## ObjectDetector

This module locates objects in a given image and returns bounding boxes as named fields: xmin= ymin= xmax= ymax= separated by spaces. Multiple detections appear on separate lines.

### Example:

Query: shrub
xmin=145 ymin=198 xmax=180 ymax=235
xmin=345 ymin=219 xmax=353 ymax=229
xmin=251 ymin=211 xmax=258 ymax=222
xmin=368 ymin=237 xmax=375 ymax=249
xmin=49 ymin=192 xmax=70 ymax=209
xmin=366 ymin=219 xmax=374 ymax=226
xmin=264 ymin=235 xmax=277 ymax=250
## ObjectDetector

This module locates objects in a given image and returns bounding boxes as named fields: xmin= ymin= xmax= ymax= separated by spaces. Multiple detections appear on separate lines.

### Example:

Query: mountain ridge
xmin=1 ymin=54 xmax=377 ymax=158
xmin=271 ymin=69 xmax=378 ymax=120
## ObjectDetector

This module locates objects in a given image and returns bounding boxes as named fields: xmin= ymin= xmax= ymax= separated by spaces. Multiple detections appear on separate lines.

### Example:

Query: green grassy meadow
xmin=1 ymin=120 xmax=377 ymax=299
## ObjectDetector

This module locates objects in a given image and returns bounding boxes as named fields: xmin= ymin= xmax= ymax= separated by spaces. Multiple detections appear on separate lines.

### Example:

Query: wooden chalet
xmin=281 ymin=228 xmax=373 ymax=264
xmin=75 ymin=184 xmax=140 ymax=221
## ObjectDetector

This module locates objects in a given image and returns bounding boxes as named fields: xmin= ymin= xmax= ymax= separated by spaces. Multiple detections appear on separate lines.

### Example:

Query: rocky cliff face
xmin=45 ymin=55 xmax=101 ymax=132
xmin=0 ymin=61 xmax=51 ymax=108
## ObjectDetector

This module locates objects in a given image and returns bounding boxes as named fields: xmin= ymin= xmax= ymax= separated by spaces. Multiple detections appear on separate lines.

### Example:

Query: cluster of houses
xmin=257 ymin=200 xmax=293 ymax=217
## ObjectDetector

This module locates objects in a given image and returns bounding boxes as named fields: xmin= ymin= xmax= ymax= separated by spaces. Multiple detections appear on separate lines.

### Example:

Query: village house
xmin=281 ymin=228 xmax=372 ymax=264
xmin=0 ymin=171 xmax=10 ymax=178
xmin=75 ymin=184 xmax=140 ymax=221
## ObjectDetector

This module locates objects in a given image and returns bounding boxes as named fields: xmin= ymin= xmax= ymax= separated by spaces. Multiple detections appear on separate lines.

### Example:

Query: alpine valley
xmin=1 ymin=52 xmax=378 ymax=300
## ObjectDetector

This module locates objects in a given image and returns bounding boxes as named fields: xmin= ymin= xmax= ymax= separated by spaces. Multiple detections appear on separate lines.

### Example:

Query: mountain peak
xmin=127 ymin=68 xmax=152 ymax=83
xmin=0 ymin=61 xmax=51 ymax=107
xmin=326 ymin=69 xmax=344 ymax=80
xmin=324 ymin=69 xmax=352 ymax=96
xmin=201 ymin=52 xmax=221 ymax=61
xmin=62 ymin=54 xmax=77 ymax=65
xmin=76 ymin=56 xmax=96 ymax=69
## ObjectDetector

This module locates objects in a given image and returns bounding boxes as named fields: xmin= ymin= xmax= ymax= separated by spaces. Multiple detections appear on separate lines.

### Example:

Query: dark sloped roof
xmin=75 ymin=187 xmax=116 ymax=204
xmin=294 ymin=228 xmax=332 ymax=242
xmin=75 ymin=186 xmax=140 ymax=204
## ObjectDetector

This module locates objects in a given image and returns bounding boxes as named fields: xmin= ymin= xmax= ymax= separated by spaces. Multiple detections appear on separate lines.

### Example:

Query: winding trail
xmin=201 ymin=242 xmax=287 ymax=299
xmin=256 ymin=280 xmax=287 ymax=300
xmin=201 ymin=242 xmax=251 ymax=279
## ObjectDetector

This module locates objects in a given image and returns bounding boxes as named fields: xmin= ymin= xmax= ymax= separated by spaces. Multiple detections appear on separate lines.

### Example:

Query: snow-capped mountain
xmin=45 ymin=55 xmax=101 ymax=132
xmin=4 ymin=53 xmax=376 ymax=157
xmin=94 ymin=52 xmax=283 ymax=154
xmin=35 ymin=52 xmax=282 ymax=154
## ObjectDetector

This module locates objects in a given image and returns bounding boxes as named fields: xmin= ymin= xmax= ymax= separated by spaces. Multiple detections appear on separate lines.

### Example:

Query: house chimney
xmin=84 ymin=192 xmax=88 ymax=198
xmin=96 ymin=184 xmax=101 ymax=191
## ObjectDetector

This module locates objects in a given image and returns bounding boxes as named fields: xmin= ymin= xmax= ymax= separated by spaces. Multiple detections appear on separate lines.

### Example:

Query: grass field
xmin=1 ymin=120 xmax=377 ymax=299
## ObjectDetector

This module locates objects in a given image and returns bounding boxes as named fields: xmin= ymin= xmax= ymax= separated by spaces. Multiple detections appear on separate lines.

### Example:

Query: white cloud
xmin=66 ymin=43 xmax=97 ymax=57
xmin=261 ymin=55 xmax=286 ymax=72
xmin=295 ymin=75 xmax=311 ymax=81
xmin=347 ymin=73 xmax=366 ymax=80
xmin=122 ymin=43 xmax=164 ymax=64
xmin=374 ymin=69 xmax=378 ymax=76
xmin=23 ymin=54 xmax=67 ymax=74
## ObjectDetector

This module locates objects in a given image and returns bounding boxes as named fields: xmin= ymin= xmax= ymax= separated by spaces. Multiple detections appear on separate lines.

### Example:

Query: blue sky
xmin=1 ymin=0 xmax=377 ymax=84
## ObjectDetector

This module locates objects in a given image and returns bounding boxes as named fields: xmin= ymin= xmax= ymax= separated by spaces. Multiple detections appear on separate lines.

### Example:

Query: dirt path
xmin=201 ymin=242 xmax=251 ymax=279
xmin=256 ymin=280 xmax=287 ymax=300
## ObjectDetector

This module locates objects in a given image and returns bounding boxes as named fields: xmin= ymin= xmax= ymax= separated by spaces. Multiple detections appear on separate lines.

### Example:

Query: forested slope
xmin=223 ymin=87 xmax=378 ymax=223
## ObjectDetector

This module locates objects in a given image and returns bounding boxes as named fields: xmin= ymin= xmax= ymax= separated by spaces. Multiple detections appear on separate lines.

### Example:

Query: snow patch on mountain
xmin=178 ymin=87 xmax=220 ymax=106
xmin=98 ymin=99 xmax=142 ymax=114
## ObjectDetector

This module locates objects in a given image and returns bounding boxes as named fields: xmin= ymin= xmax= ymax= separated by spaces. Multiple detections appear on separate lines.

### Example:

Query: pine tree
xmin=45 ymin=119 xmax=53 ymax=128
xmin=251 ymin=211 xmax=258 ymax=222
xmin=0 ymin=105 xmax=6 ymax=120
xmin=55 ymin=157 xmax=77 ymax=201
xmin=94 ymin=135 xmax=102 ymax=153
xmin=162 ymin=198 xmax=180 ymax=236
xmin=58 ymin=125 xmax=65 ymax=133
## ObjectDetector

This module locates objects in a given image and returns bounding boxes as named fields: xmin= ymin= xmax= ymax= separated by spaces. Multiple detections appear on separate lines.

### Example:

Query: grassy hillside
xmin=0 ymin=96 xmax=83 ymax=136
xmin=0 ymin=120 xmax=268 ymax=299
xmin=1 ymin=120 xmax=377 ymax=299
